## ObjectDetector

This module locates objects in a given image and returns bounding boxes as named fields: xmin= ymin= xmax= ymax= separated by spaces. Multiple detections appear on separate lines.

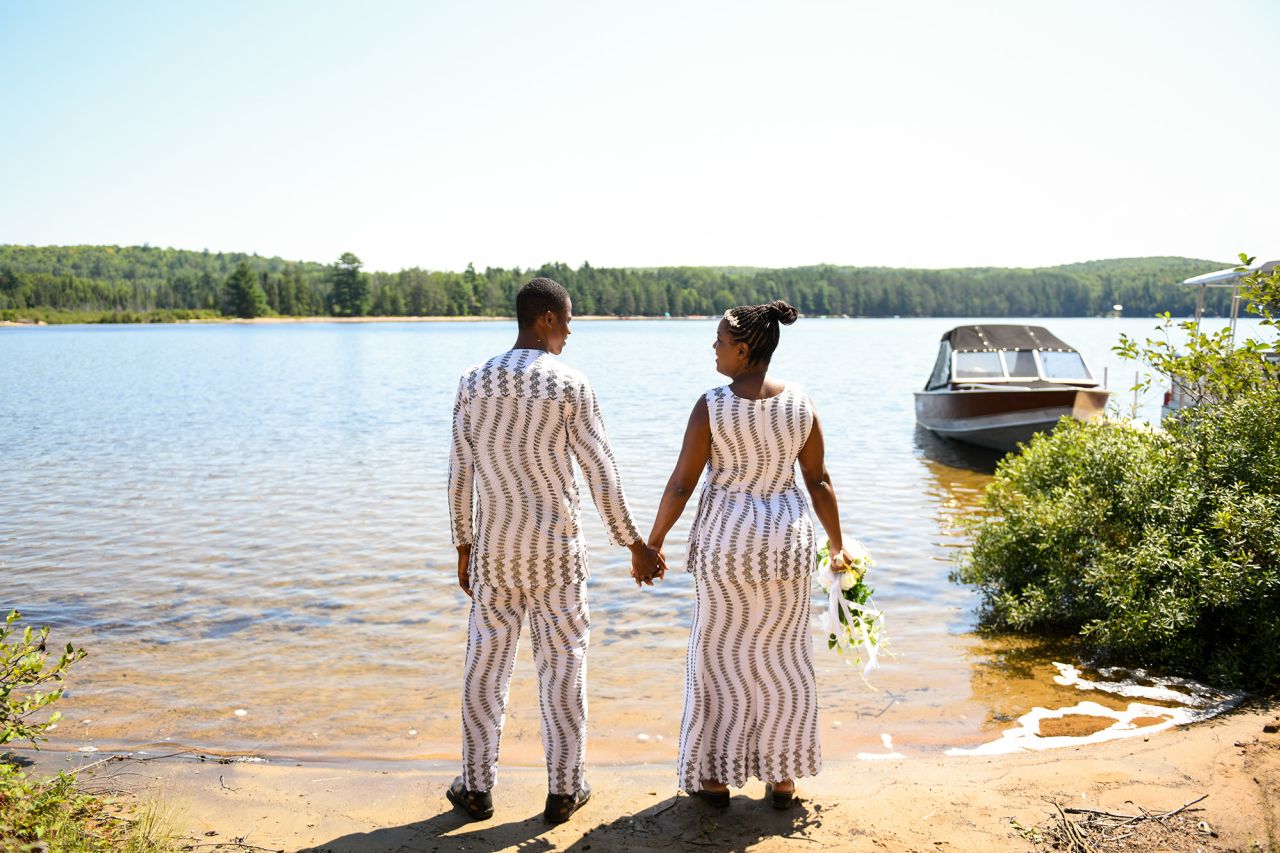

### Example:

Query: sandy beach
xmin=31 ymin=700 xmax=1275 ymax=853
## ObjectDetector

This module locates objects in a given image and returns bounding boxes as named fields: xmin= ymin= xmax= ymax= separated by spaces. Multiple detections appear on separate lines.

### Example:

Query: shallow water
xmin=0 ymin=317 xmax=1255 ymax=764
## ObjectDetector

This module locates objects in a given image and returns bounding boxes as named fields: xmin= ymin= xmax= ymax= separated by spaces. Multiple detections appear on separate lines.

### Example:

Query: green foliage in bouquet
xmin=815 ymin=540 xmax=884 ymax=661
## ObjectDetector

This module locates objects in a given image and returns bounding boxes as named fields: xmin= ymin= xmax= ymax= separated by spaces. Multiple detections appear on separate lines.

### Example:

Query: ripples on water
xmin=0 ymin=318 xmax=1255 ymax=763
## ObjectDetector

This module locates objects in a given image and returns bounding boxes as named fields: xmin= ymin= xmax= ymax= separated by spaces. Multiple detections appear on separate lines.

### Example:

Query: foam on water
xmin=857 ymin=732 xmax=906 ymax=761
xmin=946 ymin=663 xmax=1244 ymax=756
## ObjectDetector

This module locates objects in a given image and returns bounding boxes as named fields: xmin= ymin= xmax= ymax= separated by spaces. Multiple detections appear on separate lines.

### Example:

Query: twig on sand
xmin=74 ymin=750 xmax=198 ymax=775
xmin=1062 ymin=806 xmax=1142 ymax=820
xmin=1156 ymin=793 xmax=1210 ymax=819
xmin=651 ymin=795 xmax=681 ymax=818
xmin=69 ymin=754 xmax=129 ymax=775
xmin=1061 ymin=793 xmax=1208 ymax=823
xmin=1043 ymin=794 xmax=1210 ymax=850
xmin=1053 ymin=801 xmax=1098 ymax=853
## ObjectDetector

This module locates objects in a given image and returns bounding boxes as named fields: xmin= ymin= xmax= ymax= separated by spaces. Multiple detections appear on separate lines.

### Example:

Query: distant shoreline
xmin=209 ymin=314 xmax=707 ymax=324
xmin=0 ymin=314 xmax=722 ymax=327
xmin=4 ymin=313 xmax=1233 ymax=328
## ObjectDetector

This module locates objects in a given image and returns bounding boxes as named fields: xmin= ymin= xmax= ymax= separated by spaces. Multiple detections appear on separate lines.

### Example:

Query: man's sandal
xmin=544 ymin=781 xmax=592 ymax=824
xmin=446 ymin=776 xmax=494 ymax=821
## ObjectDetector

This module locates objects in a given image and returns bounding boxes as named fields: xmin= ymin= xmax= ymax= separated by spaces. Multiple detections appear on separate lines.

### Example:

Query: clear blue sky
xmin=2 ymin=0 xmax=1277 ymax=272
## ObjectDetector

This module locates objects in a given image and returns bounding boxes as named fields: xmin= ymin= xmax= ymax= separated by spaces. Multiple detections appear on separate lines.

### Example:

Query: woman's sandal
xmin=446 ymin=776 xmax=494 ymax=821
xmin=765 ymin=783 xmax=795 ymax=810
xmin=544 ymin=780 xmax=592 ymax=824
xmin=692 ymin=788 xmax=731 ymax=808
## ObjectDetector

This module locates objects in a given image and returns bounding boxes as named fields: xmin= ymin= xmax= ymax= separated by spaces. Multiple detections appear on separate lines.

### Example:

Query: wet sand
xmin=39 ymin=700 xmax=1278 ymax=852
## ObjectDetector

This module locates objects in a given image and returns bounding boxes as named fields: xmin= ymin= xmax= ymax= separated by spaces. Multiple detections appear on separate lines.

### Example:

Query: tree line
xmin=0 ymin=244 xmax=1236 ymax=322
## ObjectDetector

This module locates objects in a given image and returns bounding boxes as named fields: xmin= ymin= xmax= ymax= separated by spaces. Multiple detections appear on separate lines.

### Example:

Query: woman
xmin=647 ymin=300 xmax=854 ymax=809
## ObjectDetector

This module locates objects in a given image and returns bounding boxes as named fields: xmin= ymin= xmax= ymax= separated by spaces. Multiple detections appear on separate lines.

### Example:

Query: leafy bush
xmin=1 ymin=765 xmax=100 ymax=852
xmin=1 ymin=611 xmax=85 ymax=750
xmin=0 ymin=612 xmax=176 ymax=851
xmin=955 ymin=389 xmax=1280 ymax=689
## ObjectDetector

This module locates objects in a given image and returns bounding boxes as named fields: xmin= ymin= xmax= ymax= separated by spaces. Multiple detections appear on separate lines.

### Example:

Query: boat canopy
xmin=1182 ymin=260 xmax=1278 ymax=287
xmin=1180 ymin=259 xmax=1277 ymax=341
xmin=940 ymin=325 xmax=1077 ymax=353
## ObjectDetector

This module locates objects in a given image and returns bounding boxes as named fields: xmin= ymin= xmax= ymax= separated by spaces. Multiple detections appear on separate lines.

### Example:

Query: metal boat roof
xmin=1182 ymin=260 xmax=1278 ymax=287
xmin=940 ymin=324 xmax=1077 ymax=352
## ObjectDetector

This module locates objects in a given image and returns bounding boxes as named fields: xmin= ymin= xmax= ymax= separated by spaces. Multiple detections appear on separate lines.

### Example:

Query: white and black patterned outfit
xmin=448 ymin=348 xmax=639 ymax=795
xmin=677 ymin=383 xmax=822 ymax=791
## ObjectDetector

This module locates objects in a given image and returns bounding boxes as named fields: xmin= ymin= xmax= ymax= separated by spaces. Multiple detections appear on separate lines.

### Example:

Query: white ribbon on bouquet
xmin=816 ymin=563 xmax=884 ymax=676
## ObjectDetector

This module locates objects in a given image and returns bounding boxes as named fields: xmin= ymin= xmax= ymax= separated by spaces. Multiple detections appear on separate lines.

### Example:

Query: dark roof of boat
xmin=941 ymin=325 xmax=1077 ymax=352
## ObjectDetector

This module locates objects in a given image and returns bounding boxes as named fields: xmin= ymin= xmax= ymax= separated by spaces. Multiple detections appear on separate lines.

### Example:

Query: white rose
xmin=816 ymin=566 xmax=837 ymax=593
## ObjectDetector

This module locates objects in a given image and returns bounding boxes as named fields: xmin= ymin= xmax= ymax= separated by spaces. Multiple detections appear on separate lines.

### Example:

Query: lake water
xmin=1 ymin=317 xmax=1256 ymax=765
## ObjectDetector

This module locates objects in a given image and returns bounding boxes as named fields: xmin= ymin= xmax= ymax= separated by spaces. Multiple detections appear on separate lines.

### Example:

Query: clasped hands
xmin=629 ymin=539 xmax=666 ymax=587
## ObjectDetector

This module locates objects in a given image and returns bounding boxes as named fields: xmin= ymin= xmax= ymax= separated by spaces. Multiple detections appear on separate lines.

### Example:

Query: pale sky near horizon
xmin=2 ymin=0 xmax=1277 ymax=273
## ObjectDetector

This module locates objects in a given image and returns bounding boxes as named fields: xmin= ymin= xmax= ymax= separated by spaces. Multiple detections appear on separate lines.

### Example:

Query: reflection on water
xmin=0 ymin=318 xmax=1249 ymax=763
xmin=913 ymin=424 xmax=1002 ymax=475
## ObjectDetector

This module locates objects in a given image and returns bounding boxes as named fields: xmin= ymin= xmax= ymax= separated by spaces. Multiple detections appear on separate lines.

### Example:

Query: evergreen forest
xmin=0 ymin=244 xmax=1236 ymax=323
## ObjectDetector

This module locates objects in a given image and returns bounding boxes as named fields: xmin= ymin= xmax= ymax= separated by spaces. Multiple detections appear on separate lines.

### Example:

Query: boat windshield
xmin=949 ymin=348 xmax=1093 ymax=383
xmin=953 ymin=351 xmax=1004 ymax=379
xmin=1040 ymin=351 xmax=1092 ymax=381
xmin=1001 ymin=349 xmax=1038 ymax=379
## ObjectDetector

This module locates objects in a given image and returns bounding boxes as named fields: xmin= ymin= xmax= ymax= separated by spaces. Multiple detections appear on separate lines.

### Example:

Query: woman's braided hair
xmin=723 ymin=300 xmax=799 ymax=365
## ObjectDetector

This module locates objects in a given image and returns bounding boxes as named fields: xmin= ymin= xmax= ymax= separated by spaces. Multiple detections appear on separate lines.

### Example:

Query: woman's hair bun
xmin=768 ymin=300 xmax=799 ymax=325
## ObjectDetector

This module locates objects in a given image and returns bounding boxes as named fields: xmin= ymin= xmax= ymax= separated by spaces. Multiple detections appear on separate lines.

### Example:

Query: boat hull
xmin=914 ymin=388 xmax=1110 ymax=453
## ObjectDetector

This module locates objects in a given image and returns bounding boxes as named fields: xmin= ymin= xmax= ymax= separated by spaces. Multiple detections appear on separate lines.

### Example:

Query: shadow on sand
xmin=302 ymin=790 xmax=832 ymax=853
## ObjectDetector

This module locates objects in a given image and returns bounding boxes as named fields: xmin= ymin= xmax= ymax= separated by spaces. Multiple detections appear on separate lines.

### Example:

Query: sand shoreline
xmin=29 ymin=700 xmax=1279 ymax=852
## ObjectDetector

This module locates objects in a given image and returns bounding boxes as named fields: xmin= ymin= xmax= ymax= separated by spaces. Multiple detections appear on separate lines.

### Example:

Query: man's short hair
xmin=515 ymin=277 xmax=570 ymax=328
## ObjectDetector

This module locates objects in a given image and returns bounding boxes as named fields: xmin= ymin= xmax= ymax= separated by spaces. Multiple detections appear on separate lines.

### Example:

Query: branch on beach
xmin=1018 ymin=794 xmax=1215 ymax=852
xmin=1062 ymin=792 xmax=1209 ymax=823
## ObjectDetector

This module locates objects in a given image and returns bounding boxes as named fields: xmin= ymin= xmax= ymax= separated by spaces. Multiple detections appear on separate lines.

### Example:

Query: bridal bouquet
xmin=814 ymin=538 xmax=886 ymax=679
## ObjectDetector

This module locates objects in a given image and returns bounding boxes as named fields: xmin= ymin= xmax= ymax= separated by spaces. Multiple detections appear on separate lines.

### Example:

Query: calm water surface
xmin=0 ymin=318 xmax=1253 ymax=764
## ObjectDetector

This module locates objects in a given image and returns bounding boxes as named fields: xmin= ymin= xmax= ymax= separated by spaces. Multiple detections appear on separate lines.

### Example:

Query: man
xmin=446 ymin=277 xmax=664 ymax=824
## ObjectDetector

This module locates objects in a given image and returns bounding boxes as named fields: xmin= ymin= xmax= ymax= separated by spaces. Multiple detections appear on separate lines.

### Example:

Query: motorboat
xmin=914 ymin=325 xmax=1110 ymax=452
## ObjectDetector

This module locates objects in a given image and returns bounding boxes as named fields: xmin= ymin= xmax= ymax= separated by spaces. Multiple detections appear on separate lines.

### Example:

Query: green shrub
xmin=1 ymin=613 xmax=177 ymax=852
xmin=1 ymin=765 xmax=102 ymax=852
xmin=955 ymin=389 xmax=1280 ymax=690
xmin=1 ymin=611 xmax=84 ymax=750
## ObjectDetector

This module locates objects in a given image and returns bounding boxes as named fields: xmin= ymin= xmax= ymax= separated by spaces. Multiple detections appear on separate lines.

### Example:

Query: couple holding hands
xmin=446 ymin=278 xmax=855 ymax=824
